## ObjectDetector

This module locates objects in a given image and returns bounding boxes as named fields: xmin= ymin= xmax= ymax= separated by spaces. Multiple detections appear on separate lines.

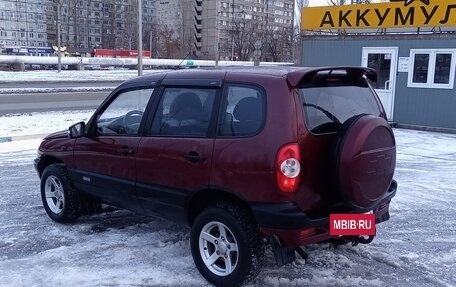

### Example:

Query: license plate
xmin=329 ymin=213 xmax=376 ymax=236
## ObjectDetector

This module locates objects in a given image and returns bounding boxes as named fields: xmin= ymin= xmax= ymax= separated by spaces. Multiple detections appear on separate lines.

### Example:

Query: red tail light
xmin=275 ymin=143 xmax=301 ymax=194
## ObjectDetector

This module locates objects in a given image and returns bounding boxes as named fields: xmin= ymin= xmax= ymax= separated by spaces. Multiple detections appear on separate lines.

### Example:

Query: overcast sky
xmin=308 ymin=0 xmax=328 ymax=6
xmin=307 ymin=0 xmax=386 ymax=6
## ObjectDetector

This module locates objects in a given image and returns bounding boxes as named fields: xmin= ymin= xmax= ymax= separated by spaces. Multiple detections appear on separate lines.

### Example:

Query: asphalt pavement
xmin=0 ymin=81 xmax=121 ymax=114
xmin=0 ymin=81 xmax=122 ymax=90
xmin=0 ymin=91 xmax=109 ymax=114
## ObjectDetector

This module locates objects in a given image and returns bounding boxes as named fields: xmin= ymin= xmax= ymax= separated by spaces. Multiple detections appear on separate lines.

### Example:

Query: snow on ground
xmin=0 ymin=86 xmax=115 ymax=95
xmin=0 ymin=110 xmax=94 ymax=138
xmin=0 ymin=117 xmax=455 ymax=286
xmin=0 ymin=69 xmax=166 ymax=83
xmin=0 ymin=69 xmax=166 ymax=94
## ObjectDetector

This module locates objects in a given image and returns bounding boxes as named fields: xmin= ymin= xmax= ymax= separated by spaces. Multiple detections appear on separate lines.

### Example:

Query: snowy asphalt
xmin=0 ymin=129 xmax=455 ymax=287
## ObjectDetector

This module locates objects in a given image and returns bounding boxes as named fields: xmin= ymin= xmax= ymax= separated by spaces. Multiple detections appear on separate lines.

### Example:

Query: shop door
xmin=361 ymin=47 xmax=398 ymax=120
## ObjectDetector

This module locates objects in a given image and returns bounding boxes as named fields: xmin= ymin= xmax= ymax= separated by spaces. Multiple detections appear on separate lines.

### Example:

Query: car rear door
xmin=135 ymin=80 xmax=221 ymax=223
xmin=73 ymin=85 xmax=155 ymax=212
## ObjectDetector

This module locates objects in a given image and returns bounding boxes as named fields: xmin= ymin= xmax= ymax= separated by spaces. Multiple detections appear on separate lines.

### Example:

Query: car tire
xmin=40 ymin=164 xmax=80 ymax=223
xmin=190 ymin=202 xmax=264 ymax=287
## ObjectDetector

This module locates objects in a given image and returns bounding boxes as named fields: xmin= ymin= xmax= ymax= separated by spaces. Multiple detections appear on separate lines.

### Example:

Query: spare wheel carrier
xmin=334 ymin=114 xmax=396 ymax=210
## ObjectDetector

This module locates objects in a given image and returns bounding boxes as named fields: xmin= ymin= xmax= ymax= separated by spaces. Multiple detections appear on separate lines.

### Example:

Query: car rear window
xmin=299 ymin=77 xmax=382 ymax=134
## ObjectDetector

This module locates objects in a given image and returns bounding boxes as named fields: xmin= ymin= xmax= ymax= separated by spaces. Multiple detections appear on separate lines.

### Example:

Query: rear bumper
xmin=251 ymin=180 xmax=397 ymax=247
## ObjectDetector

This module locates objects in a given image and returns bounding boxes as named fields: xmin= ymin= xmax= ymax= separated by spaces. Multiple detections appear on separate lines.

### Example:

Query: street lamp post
xmin=57 ymin=2 xmax=61 ymax=73
xmin=231 ymin=0 xmax=234 ymax=60
xmin=231 ymin=35 xmax=234 ymax=61
xmin=215 ymin=0 xmax=219 ymax=67
xmin=149 ymin=29 xmax=153 ymax=59
xmin=137 ymin=0 xmax=143 ymax=76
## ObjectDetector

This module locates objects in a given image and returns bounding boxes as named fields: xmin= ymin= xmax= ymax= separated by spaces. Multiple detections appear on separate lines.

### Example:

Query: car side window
xmin=96 ymin=88 xmax=154 ymax=136
xmin=219 ymin=84 xmax=265 ymax=137
xmin=150 ymin=87 xmax=216 ymax=137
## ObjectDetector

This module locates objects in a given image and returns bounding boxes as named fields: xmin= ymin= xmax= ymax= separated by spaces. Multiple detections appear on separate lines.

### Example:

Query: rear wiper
xmin=303 ymin=103 xmax=340 ymax=124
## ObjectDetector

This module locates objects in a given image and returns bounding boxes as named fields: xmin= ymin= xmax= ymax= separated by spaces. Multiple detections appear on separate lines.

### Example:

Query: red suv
xmin=35 ymin=67 xmax=396 ymax=287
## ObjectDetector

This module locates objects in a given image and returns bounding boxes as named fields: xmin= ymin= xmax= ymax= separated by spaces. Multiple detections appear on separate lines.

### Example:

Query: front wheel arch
xmin=36 ymin=155 xmax=63 ymax=177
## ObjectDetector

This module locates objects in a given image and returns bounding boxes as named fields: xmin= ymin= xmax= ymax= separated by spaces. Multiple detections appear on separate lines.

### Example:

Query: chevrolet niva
xmin=35 ymin=67 xmax=396 ymax=287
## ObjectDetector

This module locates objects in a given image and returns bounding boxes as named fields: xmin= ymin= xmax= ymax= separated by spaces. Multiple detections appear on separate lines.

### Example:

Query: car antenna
xmin=174 ymin=51 xmax=193 ymax=70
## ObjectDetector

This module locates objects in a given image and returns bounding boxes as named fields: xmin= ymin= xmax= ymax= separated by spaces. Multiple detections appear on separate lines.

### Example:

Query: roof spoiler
xmin=287 ymin=67 xmax=377 ymax=88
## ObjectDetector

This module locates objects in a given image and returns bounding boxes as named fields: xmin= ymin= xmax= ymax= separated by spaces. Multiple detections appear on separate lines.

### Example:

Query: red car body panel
xmin=135 ymin=137 xmax=214 ymax=221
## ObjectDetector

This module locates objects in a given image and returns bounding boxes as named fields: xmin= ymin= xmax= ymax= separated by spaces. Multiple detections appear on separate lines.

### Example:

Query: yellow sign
xmin=301 ymin=0 xmax=456 ymax=30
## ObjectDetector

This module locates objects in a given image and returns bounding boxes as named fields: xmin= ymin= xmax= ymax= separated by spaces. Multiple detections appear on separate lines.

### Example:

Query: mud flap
xmin=376 ymin=211 xmax=390 ymax=224
xmin=271 ymin=236 xmax=296 ymax=267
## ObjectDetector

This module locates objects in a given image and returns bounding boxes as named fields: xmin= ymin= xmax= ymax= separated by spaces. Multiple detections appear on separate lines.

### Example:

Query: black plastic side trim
xmin=135 ymin=182 xmax=191 ymax=224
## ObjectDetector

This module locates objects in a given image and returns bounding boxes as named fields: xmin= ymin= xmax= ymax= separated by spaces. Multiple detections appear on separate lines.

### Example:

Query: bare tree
xmin=121 ymin=2 xmax=138 ymax=49
xmin=328 ymin=0 xmax=347 ymax=4
xmin=156 ymin=25 xmax=181 ymax=59
xmin=101 ymin=1 xmax=116 ymax=49
xmin=261 ymin=27 xmax=293 ymax=62
xmin=181 ymin=29 xmax=195 ymax=59
xmin=294 ymin=0 xmax=309 ymax=64
xmin=295 ymin=0 xmax=309 ymax=34
xmin=227 ymin=17 xmax=258 ymax=61
xmin=328 ymin=0 xmax=371 ymax=4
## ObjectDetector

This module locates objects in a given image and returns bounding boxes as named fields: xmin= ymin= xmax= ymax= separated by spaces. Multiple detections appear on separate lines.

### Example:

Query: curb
xmin=0 ymin=133 xmax=48 ymax=143
xmin=0 ymin=137 xmax=12 ymax=143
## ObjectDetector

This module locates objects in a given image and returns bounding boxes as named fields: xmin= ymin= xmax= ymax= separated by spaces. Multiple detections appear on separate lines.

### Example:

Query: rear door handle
xmin=385 ymin=80 xmax=391 ymax=90
xmin=117 ymin=146 xmax=134 ymax=156
xmin=183 ymin=151 xmax=205 ymax=163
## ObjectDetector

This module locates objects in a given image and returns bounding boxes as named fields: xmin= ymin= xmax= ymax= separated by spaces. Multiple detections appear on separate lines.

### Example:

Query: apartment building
xmin=152 ymin=0 xmax=183 ymax=58
xmin=183 ymin=0 xmax=295 ymax=62
xmin=0 ymin=0 xmax=156 ymax=52
xmin=1 ymin=0 xmax=294 ymax=61
xmin=155 ymin=0 xmax=182 ymax=38
xmin=0 ymin=0 xmax=48 ymax=48
xmin=50 ymin=0 xmax=156 ymax=50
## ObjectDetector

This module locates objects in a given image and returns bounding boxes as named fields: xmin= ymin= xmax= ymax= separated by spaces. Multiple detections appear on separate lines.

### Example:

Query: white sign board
xmin=398 ymin=57 xmax=410 ymax=73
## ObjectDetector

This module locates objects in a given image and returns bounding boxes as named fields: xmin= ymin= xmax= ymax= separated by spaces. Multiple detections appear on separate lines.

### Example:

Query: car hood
xmin=44 ymin=130 xmax=68 ymax=140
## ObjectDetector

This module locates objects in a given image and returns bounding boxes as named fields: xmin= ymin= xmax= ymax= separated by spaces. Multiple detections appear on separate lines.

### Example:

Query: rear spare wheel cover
xmin=336 ymin=115 xmax=396 ymax=209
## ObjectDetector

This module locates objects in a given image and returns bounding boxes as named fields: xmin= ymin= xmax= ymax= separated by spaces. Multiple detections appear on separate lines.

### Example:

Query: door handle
xmin=385 ymin=80 xmax=391 ymax=90
xmin=183 ymin=151 xmax=205 ymax=163
xmin=117 ymin=146 xmax=133 ymax=156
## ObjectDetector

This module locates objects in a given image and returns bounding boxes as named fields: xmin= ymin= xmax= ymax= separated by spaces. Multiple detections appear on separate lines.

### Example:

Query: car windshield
xmin=299 ymin=79 xmax=382 ymax=134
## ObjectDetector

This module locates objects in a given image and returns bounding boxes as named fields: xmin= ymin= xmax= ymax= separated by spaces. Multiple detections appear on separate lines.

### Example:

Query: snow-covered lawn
xmin=0 ymin=117 xmax=455 ymax=286
xmin=0 ymin=110 xmax=94 ymax=138
xmin=0 ymin=70 xmax=165 ymax=83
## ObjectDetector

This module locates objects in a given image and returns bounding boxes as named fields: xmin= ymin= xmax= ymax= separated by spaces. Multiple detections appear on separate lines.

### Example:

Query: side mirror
xmin=68 ymin=122 xmax=86 ymax=139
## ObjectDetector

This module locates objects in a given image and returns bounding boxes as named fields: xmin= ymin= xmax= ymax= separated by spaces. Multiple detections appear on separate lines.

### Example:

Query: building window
xmin=408 ymin=49 xmax=456 ymax=89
